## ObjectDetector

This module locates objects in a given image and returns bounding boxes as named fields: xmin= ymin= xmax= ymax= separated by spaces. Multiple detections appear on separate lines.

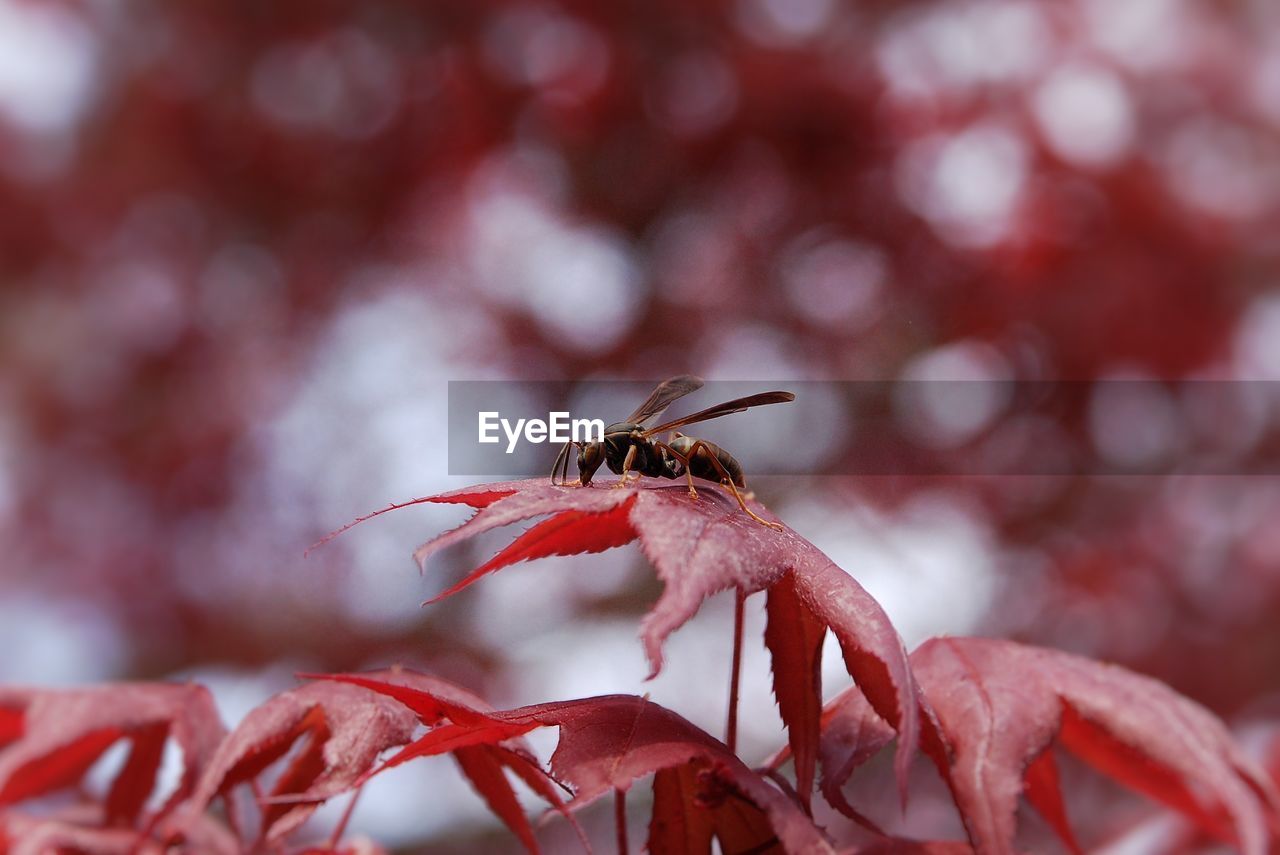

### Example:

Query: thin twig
xmin=726 ymin=587 xmax=746 ymax=754
xmin=327 ymin=784 xmax=364 ymax=848
xmin=614 ymin=787 xmax=629 ymax=855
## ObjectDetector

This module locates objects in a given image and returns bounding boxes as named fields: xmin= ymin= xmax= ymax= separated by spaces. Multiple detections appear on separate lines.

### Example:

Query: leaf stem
xmin=727 ymin=587 xmax=746 ymax=754
xmin=328 ymin=784 xmax=363 ymax=848
xmin=615 ymin=787 xmax=629 ymax=855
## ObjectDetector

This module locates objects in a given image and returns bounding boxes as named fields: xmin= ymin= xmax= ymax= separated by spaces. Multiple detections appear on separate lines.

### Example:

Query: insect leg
xmin=613 ymin=443 xmax=639 ymax=488
xmin=551 ymin=440 xmax=572 ymax=485
xmin=653 ymin=440 xmax=698 ymax=498
xmin=666 ymin=439 xmax=782 ymax=531
xmin=566 ymin=442 xmax=584 ymax=486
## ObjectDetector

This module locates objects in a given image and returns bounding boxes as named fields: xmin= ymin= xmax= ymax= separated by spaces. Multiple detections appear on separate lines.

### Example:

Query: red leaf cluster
xmin=0 ymin=684 xmax=223 ymax=836
xmin=162 ymin=680 xmax=417 ymax=847
xmin=351 ymin=479 xmax=921 ymax=797
xmin=4 ymin=478 xmax=1277 ymax=852
xmin=0 ymin=673 xmax=562 ymax=852
xmin=912 ymin=637 xmax=1280 ymax=854
xmin=313 ymin=669 xmax=581 ymax=853
xmin=378 ymin=478 xmax=1280 ymax=850
xmin=316 ymin=674 xmax=831 ymax=854
xmin=806 ymin=637 xmax=1280 ymax=852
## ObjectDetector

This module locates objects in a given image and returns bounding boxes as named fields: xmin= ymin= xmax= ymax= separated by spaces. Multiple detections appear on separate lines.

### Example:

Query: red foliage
xmin=313 ymin=669 xmax=581 ymax=854
xmin=766 ymin=684 xmax=897 ymax=832
xmin=163 ymin=681 xmax=417 ymax=847
xmin=317 ymin=673 xmax=830 ymax=855
xmin=385 ymin=478 xmax=921 ymax=793
xmin=0 ymin=684 xmax=223 ymax=828
xmin=911 ymin=637 xmax=1280 ymax=853
xmin=3 ymin=482 xmax=1277 ymax=851
xmin=763 ymin=571 xmax=826 ymax=815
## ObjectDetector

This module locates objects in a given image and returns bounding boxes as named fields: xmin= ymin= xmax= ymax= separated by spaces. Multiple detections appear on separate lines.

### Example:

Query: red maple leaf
xmin=767 ymin=683 xmax=898 ymax=831
xmin=315 ymin=478 xmax=920 ymax=798
xmin=313 ymin=673 xmax=834 ymax=854
xmin=911 ymin=637 xmax=1280 ymax=854
xmin=0 ymin=683 xmax=224 ymax=834
xmin=162 ymin=680 xmax=417 ymax=848
xmin=312 ymin=669 xmax=584 ymax=855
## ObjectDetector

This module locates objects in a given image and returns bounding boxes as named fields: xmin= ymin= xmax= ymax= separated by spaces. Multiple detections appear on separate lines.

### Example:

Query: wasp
xmin=550 ymin=376 xmax=794 ymax=529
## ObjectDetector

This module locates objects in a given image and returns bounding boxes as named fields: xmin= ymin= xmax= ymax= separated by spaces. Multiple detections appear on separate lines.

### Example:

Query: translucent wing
xmin=626 ymin=375 xmax=704 ymax=424
xmin=642 ymin=391 xmax=795 ymax=436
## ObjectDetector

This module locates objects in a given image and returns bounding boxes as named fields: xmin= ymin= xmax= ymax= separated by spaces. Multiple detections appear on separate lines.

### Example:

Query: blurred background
xmin=2 ymin=0 xmax=1280 ymax=850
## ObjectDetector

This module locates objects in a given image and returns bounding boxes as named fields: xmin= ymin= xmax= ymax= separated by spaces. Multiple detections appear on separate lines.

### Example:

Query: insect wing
xmin=642 ymin=391 xmax=795 ymax=436
xmin=626 ymin=375 xmax=704 ymax=424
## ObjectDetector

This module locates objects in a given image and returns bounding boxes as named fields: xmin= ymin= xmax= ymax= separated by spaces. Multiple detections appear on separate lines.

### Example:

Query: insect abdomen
xmin=670 ymin=436 xmax=746 ymax=488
